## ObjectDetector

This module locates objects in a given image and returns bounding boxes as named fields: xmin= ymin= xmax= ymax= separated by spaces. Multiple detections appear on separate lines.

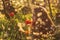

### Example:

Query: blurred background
xmin=0 ymin=0 xmax=60 ymax=40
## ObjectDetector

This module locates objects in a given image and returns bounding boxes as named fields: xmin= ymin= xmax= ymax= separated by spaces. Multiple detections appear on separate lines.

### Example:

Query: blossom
xmin=9 ymin=12 xmax=14 ymax=17
xmin=25 ymin=30 xmax=29 ymax=34
xmin=25 ymin=20 xmax=32 ymax=25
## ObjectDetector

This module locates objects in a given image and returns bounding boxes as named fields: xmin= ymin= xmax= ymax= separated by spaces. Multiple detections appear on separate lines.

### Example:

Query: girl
xmin=31 ymin=0 xmax=55 ymax=40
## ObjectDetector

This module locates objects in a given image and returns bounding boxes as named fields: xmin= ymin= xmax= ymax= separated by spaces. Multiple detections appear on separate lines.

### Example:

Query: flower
xmin=9 ymin=12 xmax=14 ymax=17
xmin=25 ymin=30 xmax=29 ymax=34
xmin=25 ymin=20 xmax=32 ymax=25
